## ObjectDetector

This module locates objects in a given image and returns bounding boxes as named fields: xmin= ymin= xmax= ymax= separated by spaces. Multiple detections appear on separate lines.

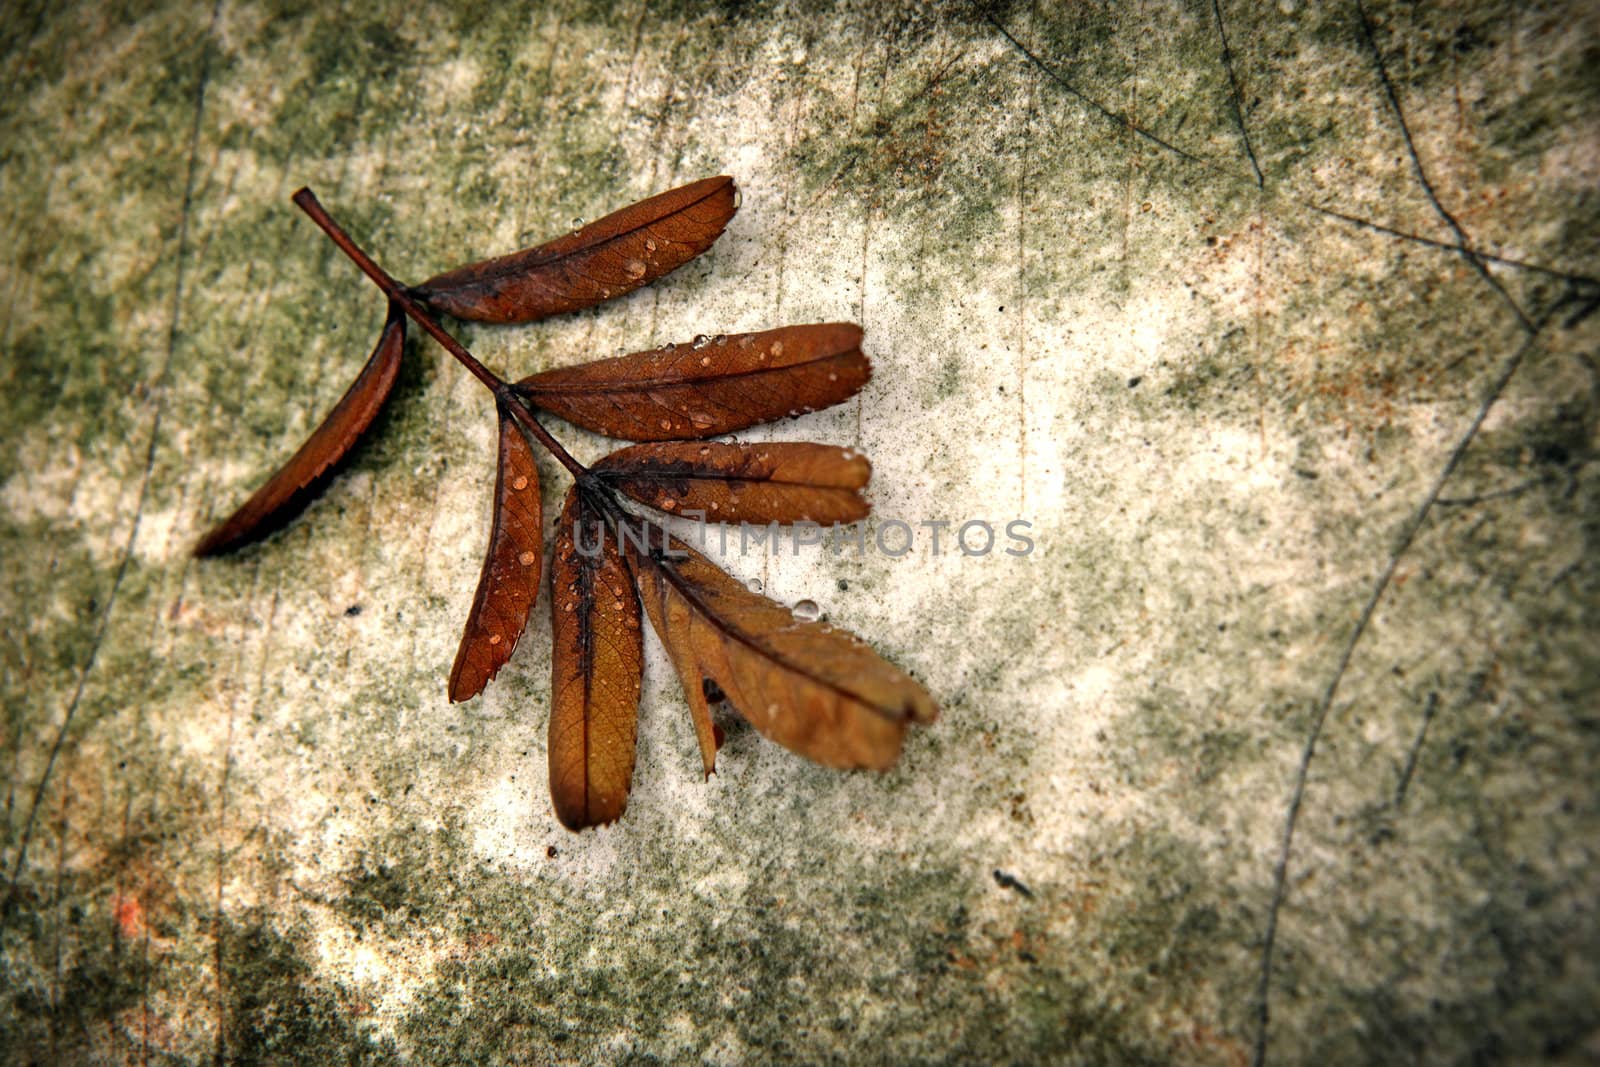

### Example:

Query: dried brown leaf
xmin=194 ymin=301 xmax=406 ymax=557
xmin=516 ymin=323 xmax=870 ymax=441
xmin=626 ymin=529 xmax=936 ymax=774
xmin=593 ymin=441 xmax=871 ymax=525
xmin=548 ymin=487 xmax=643 ymax=830
xmin=448 ymin=404 xmax=543 ymax=702
xmin=412 ymin=176 xmax=738 ymax=324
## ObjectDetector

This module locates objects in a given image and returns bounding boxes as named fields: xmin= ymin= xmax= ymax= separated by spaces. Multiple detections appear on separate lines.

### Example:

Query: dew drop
xmin=699 ymin=445 xmax=712 ymax=456
xmin=612 ymin=600 xmax=625 ymax=611
xmin=488 ymin=633 xmax=503 ymax=645
xmin=827 ymin=372 xmax=838 ymax=382
xmin=645 ymin=238 xmax=658 ymax=252
xmin=512 ymin=476 xmax=529 ymax=491
xmin=563 ymin=601 xmax=576 ymax=613
xmin=518 ymin=550 xmax=537 ymax=566
xmin=661 ymin=498 xmax=676 ymax=510
xmin=712 ymin=333 xmax=726 ymax=345
xmin=700 ymin=355 xmax=711 ymax=366
xmin=793 ymin=599 xmax=821 ymax=622
xmin=659 ymin=418 xmax=673 ymax=430
xmin=571 ymin=216 xmax=586 ymax=230
xmin=709 ymin=501 xmax=720 ymax=511
xmin=691 ymin=334 xmax=711 ymax=350
xmin=771 ymin=341 xmax=784 ymax=356
xmin=624 ymin=258 xmax=647 ymax=280
xmin=747 ymin=577 xmax=763 ymax=594
xmin=732 ymin=187 xmax=743 ymax=209
xmin=663 ymin=342 xmax=676 ymax=353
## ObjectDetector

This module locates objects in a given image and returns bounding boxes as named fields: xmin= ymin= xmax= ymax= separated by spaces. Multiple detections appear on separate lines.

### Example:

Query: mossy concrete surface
xmin=3 ymin=1 xmax=1598 ymax=1062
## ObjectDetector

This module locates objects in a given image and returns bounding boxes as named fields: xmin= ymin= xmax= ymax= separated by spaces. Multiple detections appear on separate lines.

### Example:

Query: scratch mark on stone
xmin=3 ymin=0 xmax=220 ymax=911
xmin=108 ymin=787 xmax=132 ymax=1063
xmin=986 ymin=10 xmax=1598 ymax=292
xmin=1252 ymin=215 xmax=1268 ymax=459
xmin=48 ymin=783 xmax=69 ymax=1059
xmin=1211 ymin=0 xmax=1263 ymax=187
xmin=1394 ymin=691 xmax=1437 ymax=807
xmin=1253 ymin=15 xmax=1567 ymax=1050
xmin=212 ymin=705 xmax=235 ymax=1065
xmin=1251 ymin=311 xmax=1552 ymax=1067
xmin=856 ymin=8 xmax=887 ymax=449
xmin=516 ymin=6 xmax=565 ymax=242
xmin=138 ymin=757 xmax=163 ymax=1067
xmin=1303 ymin=202 xmax=1596 ymax=287
xmin=1017 ymin=0 xmax=1037 ymax=513
xmin=985 ymin=10 xmax=1206 ymax=166
xmin=1353 ymin=0 xmax=1531 ymax=332
xmin=1435 ymin=475 xmax=1549 ymax=507
xmin=646 ymin=22 xmax=690 ymax=193
xmin=619 ymin=2 xmax=647 ymax=114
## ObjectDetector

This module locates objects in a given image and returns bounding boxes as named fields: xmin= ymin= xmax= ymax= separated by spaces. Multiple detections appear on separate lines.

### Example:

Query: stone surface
xmin=3 ymin=1 xmax=1598 ymax=1063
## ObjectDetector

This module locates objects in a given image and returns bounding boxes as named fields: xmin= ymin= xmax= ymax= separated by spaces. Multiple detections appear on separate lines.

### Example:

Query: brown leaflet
xmin=194 ymin=301 xmax=407 ymax=557
xmin=592 ymin=441 xmax=871 ymax=525
xmin=548 ymin=486 xmax=643 ymax=830
xmin=516 ymin=323 xmax=870 ymax=441
xmin=411 ymin=176 xmax=738 ymax=324
xmin=626 ymin=530 xmax=936 ymax=774
xmin=447 ymin=404 xmax=544 ymax=702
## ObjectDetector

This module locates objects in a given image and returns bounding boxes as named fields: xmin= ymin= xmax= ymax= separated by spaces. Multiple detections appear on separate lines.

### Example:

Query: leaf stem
xmin=293 ymin=189 xmax=499 ymax=390
xmin=291 ymin=186 xmax=588 ymax=479
xmin=502 ymin=393 xmax=588 ymax=479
